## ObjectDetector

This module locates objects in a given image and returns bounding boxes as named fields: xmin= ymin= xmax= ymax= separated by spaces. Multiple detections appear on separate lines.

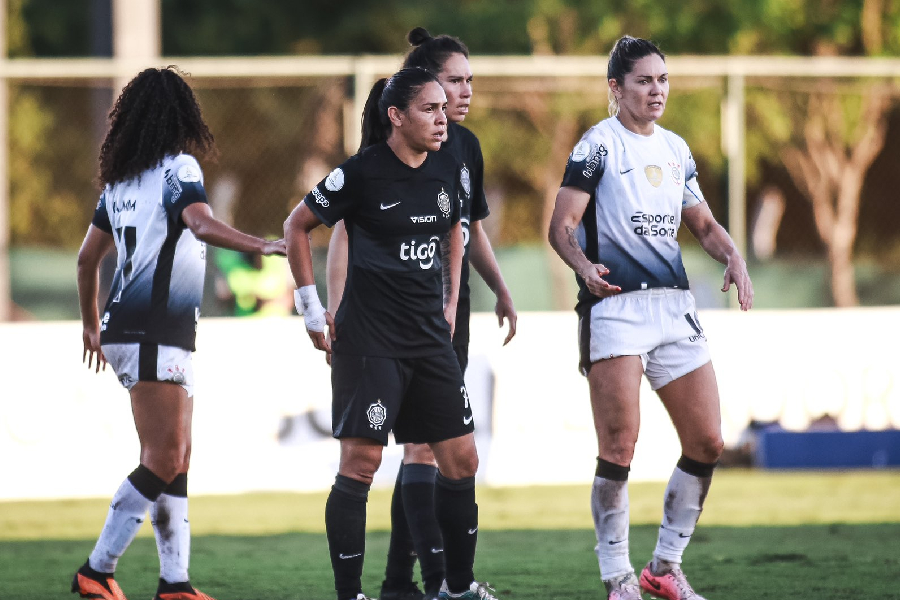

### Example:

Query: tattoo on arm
xmin=441 ymin=232 xmax=451 ymax=308
xmin=565 ymin=226 xmax=581 ymax=252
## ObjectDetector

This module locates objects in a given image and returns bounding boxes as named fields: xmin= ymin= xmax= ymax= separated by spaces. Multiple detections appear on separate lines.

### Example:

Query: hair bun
xmin=407 ymin=27 xmax=432 ymax=46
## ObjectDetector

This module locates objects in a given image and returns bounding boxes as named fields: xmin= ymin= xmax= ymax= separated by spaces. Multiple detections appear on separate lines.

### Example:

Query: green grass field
xmin=2 ymin=470 xmax=899 ymax=599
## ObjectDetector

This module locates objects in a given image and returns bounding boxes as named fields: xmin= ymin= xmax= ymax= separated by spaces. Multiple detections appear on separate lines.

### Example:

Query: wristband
xmin=294 ymin=285 xmax=326 ymax=333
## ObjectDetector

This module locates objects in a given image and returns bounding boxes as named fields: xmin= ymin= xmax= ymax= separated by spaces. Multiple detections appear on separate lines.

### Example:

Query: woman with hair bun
xmin=325 ymin=27 xmax=515 ymax=600
xmin=549 ymin=36 xmax=753 ymax=600
xmin=285 ymin=67 xmax=499 ymax=600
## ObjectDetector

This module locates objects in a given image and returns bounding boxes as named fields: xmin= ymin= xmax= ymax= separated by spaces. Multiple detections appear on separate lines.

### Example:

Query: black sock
xmin=326 ymin=475 xmax=369 ymax=600
xmin=383 ymin=465 xmax=416 ymax=587
xmin=434 ymin=473 xmax=477 ymax=594
xmin=401 ymin=463 xmax=443 ymax=593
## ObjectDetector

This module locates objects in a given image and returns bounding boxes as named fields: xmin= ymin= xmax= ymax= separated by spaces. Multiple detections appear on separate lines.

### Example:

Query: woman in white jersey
xmin=74 ymin=67 xmax=285 ymax=600
xmin=548 ymin=36 xmax=753 ymax=600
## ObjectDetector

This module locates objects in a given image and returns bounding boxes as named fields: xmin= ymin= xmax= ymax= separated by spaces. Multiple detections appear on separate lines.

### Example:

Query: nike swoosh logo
xmin=678 ymin=533 xmax=692 ymax=538
xmin=463 ymin=415 xmax=473 ymax=425
xmin=338 ymin=552 xmax=362 ymax=559
xmin=430 ymin=547 xmax=444 ymax=554
xmin=380 ymin=201 xmax=401 ymax=210
xmin=620 ymin=168 xmax=634 ymax=174
xmin=608 ymin=539 xmax=626 ymax=545
xmin=467 ymin=527 xmax=478 ymax=535
xmin=646 ymin=579 xmax=662 ymax=591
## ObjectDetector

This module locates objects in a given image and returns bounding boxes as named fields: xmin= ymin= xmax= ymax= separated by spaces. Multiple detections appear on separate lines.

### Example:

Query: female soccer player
xmin=325 ymin=28 xmax=516 ymax=600
xmin=285 ymin=67 xmax=499 ymax=600
xmin=548 ymin=36 xmax=753 ymax=600
xmin=73 ymin=67 xmax=285 ymax=600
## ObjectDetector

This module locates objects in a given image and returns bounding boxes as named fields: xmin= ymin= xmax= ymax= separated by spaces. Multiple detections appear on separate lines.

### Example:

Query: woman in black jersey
xmin=73 ymin=67 xmax=285 ymax=600
xmin=326 ymin=29 xmax=516 ymax=600
xmin=285 ymin=68 xmax=499 ymax=600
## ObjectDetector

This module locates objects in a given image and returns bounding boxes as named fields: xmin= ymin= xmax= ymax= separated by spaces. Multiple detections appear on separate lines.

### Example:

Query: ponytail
xmin=360 ymin=78 xmax=389 ymax=152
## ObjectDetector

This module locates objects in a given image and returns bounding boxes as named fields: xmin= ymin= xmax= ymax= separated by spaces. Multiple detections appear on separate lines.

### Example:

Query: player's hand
xmin=82 ymin=327 xmax=106 ymax=373
xmin=262 ymin=238 xmax=287 ymax=256
xmin=307 ymin=311 xmax=335 ymax=354
xmin=444 ymin=302 xmax=457 ymax=339
xmin=722 ymin=256 xmax=754 ymax=311
xmin=495 ymin=291 xmax=517 ymax=346
xmin=324 ymin=315 xmax=338 ymax=366
xmin=581 ymin=263 xmax=622 ymax=299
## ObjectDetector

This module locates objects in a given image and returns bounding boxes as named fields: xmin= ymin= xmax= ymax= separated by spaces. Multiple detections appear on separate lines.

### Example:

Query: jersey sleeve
xmin=560 ymin=132 xmax=607 ymax=193
xmin=682 ymin=149 xmax=705 ymax=209
xmin=90 ymin=190 xmax=112 ymax=233
xmin=303 ymin=158 xmax=360 ymax=228
xmin=467 ymin=137 xmax=490 ymax=223
xmin=163 ymin=155 xmax=208 ymax=225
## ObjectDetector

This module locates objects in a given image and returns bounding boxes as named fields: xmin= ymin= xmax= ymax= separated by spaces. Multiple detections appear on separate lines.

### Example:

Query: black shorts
xmin=330 ymin=347 xmax=474 ymax=445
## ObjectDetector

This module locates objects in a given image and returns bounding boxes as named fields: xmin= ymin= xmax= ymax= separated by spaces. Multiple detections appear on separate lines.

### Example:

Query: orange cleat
xmin=71 ymin=561 xmax=128 ymax=600
xmin=153 ymin=579 xmax=217 ymax=600
xmin=639 ymin=562 xmax=707 ymax=600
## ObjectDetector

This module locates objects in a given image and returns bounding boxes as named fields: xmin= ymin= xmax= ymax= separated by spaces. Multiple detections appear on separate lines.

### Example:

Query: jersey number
xmin=112 ymin=226 xmax=137 ymax=303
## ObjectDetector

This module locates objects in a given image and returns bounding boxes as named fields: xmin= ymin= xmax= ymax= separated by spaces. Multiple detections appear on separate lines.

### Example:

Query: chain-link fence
xmin=7 ymin=58 xmax=900 ymax=319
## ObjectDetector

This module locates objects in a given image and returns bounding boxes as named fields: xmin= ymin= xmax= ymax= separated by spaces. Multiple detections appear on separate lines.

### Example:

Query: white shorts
xmin=102 ymin=343 xmax=195 ymax=397
xmin=577 ymin=288 xmax=711 ymax=390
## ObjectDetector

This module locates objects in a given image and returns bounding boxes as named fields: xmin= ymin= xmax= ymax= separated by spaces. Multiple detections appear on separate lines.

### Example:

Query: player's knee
xmin=403 ymin=443 xmax=436 ymax=465
xmin=692 ymin=434 xmax=724 ymax=464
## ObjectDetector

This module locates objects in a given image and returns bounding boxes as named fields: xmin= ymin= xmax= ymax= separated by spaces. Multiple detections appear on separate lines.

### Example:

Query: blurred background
xmin=3 ymin=0 xmax=900 ymax=321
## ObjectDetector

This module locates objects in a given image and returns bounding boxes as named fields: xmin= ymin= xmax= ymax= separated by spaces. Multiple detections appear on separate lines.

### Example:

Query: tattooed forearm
xmin=565 ymin=225 xmax=581 ymax=251
xmin=441 ymin=232 xmax=451 ymax=308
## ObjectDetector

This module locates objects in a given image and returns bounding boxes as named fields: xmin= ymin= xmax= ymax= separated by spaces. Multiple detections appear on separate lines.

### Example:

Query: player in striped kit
xmin=73 ymin=67 xmax=284 ymax=600
xmin=548 ymin=36 xmax=753 ymax=600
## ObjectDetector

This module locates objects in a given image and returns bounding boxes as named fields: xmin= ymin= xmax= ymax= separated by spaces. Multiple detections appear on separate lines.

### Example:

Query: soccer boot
xmin=639 ymin=562 xmax=707 ymax=600
xmin=603 ymin=571 xmax=642 ymax=600
xmin=438 ymin=580 xmax=499 ymax=600
xmin=379 ymin=580 xmax=426 ymax=600
xmin=71 ymin=561 xmax=128 ymax=600
xmin=152 ymin=579 xmax=217 ymax=600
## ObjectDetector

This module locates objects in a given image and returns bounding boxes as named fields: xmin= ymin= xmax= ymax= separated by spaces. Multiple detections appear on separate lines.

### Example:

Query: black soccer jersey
xmin=442 ymin=123 xmax=490 ymax=349
xmin=91 ymin=154 xmax=209 ymax=351
xmin=305 ymin=142 xmax=463 ymax=358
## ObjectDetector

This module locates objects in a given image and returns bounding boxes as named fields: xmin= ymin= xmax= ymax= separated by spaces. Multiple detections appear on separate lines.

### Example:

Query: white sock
xmin=653 ymin=466 xmax=712 ymax=564
xmin=88 ymin=479 xmax=152 ymax=573
xmin=591 ymin=476 xmax=632 ymax=580
xmin=151 ymin=493 xmax=191 ymax=583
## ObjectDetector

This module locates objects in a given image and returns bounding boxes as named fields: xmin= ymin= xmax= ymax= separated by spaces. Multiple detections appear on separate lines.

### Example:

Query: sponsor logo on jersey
xmin=325 ymin=168 xmax=344 ymax=192
xmin=400 ymin=235 xmax=440 ymax=269
xmin=460 ymin=164 xmax=471 ymax=197
xmin=461 ymin=216 xmax=470 ymax=247
xmin=669 ymin=161 xmax=682 ymax=186
xmin=645 ymin=165 xmax=663 ymax=187
xmin=100 ymin=311 xmax=110 ymax=331
xmin=311 ymin=187 xmax=330 ymax=207
xmin=437 ymin=187 xmax=451 ymax=218
xmin=177 ymin=164 xmax=201 ymax=183
xmin=582 ymin=143 xmax=607 ymax=179
xmin=410 ymin=215 xmax=437 ymax=223
xmin=165 ymin=169 xmax=183 ymax=203
xmin=112 ymin=198 xmax=137 ymax=213
xmin=367 ymin=400 xmax=387 ymax=430
xmin=631 ymin=211 xmax=676 ymax=238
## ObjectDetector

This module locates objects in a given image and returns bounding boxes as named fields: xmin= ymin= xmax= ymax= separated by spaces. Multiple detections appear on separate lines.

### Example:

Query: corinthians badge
xmin=437 ymin=187 xmax=451 ymax=218
xmin=644 ymin=165 xmax=663 ymax=188
xmin=367 ymin=400 xmax=387 ymax=431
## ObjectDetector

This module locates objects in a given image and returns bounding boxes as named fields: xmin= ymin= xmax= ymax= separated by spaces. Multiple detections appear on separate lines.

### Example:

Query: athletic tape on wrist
xmin=294 ymin=285 xmax=326 ymax=333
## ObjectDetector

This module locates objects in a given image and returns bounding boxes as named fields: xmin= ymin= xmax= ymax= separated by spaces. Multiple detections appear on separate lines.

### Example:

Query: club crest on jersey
xmin=645 ymin=165 xmax=663 ymax=188
xmin=367 ymin=400 xmax=387 ymax=430
xmin=437 ymin=188 xmax=451 ymax=218
xmin=325 ymin=168 xmax=345 ymax=192
xmin=669 ymin=161 xmax=682 ymax=186
xmin=460 ymin=165 xmax=471 ymax=197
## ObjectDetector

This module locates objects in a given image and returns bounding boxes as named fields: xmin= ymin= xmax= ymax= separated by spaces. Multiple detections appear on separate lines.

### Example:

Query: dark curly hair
xmin=98 ymin=66 xmax=216 ymax=187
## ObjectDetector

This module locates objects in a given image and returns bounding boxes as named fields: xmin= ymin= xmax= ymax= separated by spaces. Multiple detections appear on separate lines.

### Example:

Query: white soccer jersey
xmin=560 ymin=116 xmax=705 ymax=312
xmin=91 ymin=154 xmax=209 ymax=351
